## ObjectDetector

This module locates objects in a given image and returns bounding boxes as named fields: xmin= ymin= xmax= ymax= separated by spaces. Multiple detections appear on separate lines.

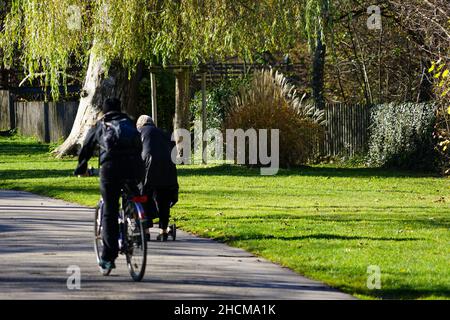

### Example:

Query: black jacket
xmin=139 ymin=123 xmax=178 ymax=189
xmin=75 ymin=111 xmax=144 ymax=181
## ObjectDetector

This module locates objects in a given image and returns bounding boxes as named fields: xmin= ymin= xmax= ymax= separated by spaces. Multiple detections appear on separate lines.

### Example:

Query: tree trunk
xmin=311 ymin=0 xmax=330 ymax=107
xmin=173 ymin=68 xmax=191 ymax=158
xmin=123 ymin=62 xmax=144 ymax=117
xmin=53 ymin=51 xmax=141 ymax=157
xmin=417 ymin=58 xmax=434 ymax=102
xmin=312 ymin=35 xmax=326 ymax=107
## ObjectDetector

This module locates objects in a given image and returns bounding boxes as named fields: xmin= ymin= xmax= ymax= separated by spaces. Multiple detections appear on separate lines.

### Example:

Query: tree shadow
xmin=354 ymin=286 xmax=450 ymax=300
xmin=0 ymin=224 xmax=19 ymax=233
xmin=215 ymin=233 xmax=423 ymax=243
xmin=177 ymin=164 xmax=439 ymax=178
xmin=0 ymin=140 xmax=50 ymax=156
xmin=181 ymin=212 xmax=450 ymax=230
xmin=0 ymin=169 xmax=74 ymax=180
xmin=0 ymin=183 xmax=99 ymax=204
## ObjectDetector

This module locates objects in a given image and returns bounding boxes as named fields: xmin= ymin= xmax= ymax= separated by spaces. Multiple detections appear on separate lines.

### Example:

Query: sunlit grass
xmin=0 ymin=136 xmax=449 ymax=299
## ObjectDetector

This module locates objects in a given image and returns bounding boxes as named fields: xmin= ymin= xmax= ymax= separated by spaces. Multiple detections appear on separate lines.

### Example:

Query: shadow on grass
xmin=0 ymin=169 xmax=74 ymax=180
xmin=0 ymin=140 xmax=50 ymax=156
xmin=177 ymin=164 xmax=439 ymax=178
xmin=179 ymin=213 xmax=450 ymax=230
xmin=0 ymin=183 xmax=99 ymax=204
xmin=0 ymin=137 xmax=438 ymax=179
xmin=217 ymin=233 xmax=423 ymax=242
xmin=355 ymin=286 xmax=450 ymax=300
xmin=3 ymin=165 xmax=432 ymax=183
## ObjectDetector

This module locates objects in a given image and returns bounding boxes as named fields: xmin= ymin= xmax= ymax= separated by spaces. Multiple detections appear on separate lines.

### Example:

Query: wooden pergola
xmin=147 ymin=60 xmax=304 ymax=163
xmin=148 ymin=64 xmax=208 ymax=163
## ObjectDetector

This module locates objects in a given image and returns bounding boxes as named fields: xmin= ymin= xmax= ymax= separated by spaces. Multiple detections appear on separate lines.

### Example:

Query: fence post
xmin=201 ymin=72 xmax=207 ymax=164
xmin=43 ymin=102 xmax=50 ymax=143
xmin=8 ymin=91 xmax=15 ymax=130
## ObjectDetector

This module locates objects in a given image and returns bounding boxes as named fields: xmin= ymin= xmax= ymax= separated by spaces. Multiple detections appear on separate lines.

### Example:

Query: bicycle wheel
xmin=94 ymin=200 xmax=111 ymax=276
xmin=124 ymin=201 xmax=147 ymax=281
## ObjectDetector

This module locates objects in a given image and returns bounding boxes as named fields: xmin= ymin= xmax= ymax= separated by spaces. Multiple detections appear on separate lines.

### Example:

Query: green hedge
xmin=367 ymin=102 xmax=438 ymax=170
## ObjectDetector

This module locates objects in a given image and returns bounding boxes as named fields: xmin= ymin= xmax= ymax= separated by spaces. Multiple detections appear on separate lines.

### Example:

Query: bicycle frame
xmin=97 ymin=195 xmax=146 ymax=253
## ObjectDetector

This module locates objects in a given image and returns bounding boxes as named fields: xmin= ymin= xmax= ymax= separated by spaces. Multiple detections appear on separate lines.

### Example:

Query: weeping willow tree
xmin=0 ymin=0 xmax=313 ymax=156
xmin=304 ymin=0 xmax=331 ymax=107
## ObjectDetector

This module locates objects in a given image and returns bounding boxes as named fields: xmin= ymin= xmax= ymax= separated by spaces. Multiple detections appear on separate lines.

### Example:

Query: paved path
xmin=0 ymin=190 xmax=354 ymax=300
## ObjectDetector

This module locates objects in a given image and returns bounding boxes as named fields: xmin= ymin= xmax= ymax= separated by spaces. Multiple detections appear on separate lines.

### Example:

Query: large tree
xmin=305 ymin=0 xmax=330 ymax=107
xmin=0 ymin=0 xmax=304 ymax=156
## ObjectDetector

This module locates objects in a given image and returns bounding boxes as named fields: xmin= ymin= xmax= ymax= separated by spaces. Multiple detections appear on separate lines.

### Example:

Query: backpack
xmin=101 ymin=117 xmax=141 ymax=154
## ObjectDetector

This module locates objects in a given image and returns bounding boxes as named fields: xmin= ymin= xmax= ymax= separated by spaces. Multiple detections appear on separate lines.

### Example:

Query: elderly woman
xmin=136 ymin=115 xmax=179 ymax=241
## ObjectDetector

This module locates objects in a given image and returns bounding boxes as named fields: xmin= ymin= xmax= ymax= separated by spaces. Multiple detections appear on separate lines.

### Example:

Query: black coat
xmin=75 ymin=111 xmax=144 ymax=182
xmin=139 ymin=123 xmax=178 ymax=190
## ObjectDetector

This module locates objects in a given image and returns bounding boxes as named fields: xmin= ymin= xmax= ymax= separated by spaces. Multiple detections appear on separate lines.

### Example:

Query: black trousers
xmin=99 ymin=179 xmax=121 ymax=262
xmin=99 ymin=160 xmax=143 ymax=262
xmin=145 ymin=188 xmax=173 ymax=230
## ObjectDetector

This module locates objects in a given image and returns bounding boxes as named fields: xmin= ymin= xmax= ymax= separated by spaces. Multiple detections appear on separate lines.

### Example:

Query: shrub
xmin=428 ymin=59 xmax=450 ymax=175
xmin=367 ymin=102 xmax=438 ymax=170
xmin=434 ymin=105 xmax=450 ymax=175
xmin=225 ymin=69 xmax=325 ymax=167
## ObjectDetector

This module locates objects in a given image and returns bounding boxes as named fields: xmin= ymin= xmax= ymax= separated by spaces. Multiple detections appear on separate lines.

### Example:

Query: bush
xmin=435 ymin=105 xmax=450 ymax=175
xmin=428 ymin=59 xmax=450 ymax=175
xmin=367 ymin=102 xmax=438 ymax=170
xmin=225 ymin=69 xmax=325 ymax=167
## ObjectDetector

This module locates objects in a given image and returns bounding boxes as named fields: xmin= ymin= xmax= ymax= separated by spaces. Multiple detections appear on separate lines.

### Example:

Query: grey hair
xmin=136 ymin=115 xmax=155 ymax=130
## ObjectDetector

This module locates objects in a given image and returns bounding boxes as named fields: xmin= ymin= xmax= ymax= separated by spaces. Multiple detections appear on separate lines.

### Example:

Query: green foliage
xmin=0 ymin=0 xmax=91 ymax=100
xmin=304 ymin=0 xmax=331 ymax=51
xmin=367 ymin=103 xmax=438 ymax=170
xmin=0 ymin=0 xmax=304 ymax=100
xmin=226 ymin=69 xmax=325 ymax=167
xmin=428 ymin=58 xmax=450 ymax=175
xmin=190 ymin=77 xmax=250 ymax=130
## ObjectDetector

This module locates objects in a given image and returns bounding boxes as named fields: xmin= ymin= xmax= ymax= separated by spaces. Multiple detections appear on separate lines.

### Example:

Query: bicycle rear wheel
xmin=124 ymin=201 xmax=147 ymax=281
xmin=94 ymin=201 xmax=111 ymax=276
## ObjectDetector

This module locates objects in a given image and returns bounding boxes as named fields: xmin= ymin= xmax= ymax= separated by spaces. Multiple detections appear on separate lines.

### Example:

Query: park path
xmin=0 ymin=190 xmax=354 ymax=300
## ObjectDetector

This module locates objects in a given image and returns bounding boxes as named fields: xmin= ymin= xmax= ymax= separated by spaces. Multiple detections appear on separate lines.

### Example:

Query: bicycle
xmin=94 ymin=186 xmax=148 ymax=281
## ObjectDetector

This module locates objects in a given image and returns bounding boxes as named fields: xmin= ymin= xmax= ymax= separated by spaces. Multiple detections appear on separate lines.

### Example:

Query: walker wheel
xmin=170 ymin=224 xmax=176 ymax=241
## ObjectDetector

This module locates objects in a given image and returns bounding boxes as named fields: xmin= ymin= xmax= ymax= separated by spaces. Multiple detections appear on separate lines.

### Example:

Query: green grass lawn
xmin=0 ymin=135 xmax=449 ymax=299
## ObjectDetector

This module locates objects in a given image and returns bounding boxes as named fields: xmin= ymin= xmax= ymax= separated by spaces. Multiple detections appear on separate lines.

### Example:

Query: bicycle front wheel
xmin=124 ymin=201 xmax=147 ymax=281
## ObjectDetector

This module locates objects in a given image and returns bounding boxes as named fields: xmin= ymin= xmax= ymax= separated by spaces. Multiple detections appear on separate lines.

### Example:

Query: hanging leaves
xmin=0 ymin=0 xmax=304 ymax=100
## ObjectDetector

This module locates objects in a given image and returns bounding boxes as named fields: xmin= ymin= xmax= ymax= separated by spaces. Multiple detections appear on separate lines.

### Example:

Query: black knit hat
xmin=103 ymin=98 xmax=121 ymax=114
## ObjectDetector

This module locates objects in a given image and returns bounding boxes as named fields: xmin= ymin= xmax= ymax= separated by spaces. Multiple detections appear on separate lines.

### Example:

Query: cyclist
xmin=136 ymin=115 xmax=179 ymax=241
xmin=74 ymin=98 xmax=144 ymax=273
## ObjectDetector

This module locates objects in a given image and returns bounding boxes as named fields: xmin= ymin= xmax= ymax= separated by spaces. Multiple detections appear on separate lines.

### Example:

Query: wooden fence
xmin=319 ymin=103 xmax=372 ymax=157
xmin=1 ymin=88 xmax=373 ymax=156
xmin=0 ymin=90 xmax=78 ymax=143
